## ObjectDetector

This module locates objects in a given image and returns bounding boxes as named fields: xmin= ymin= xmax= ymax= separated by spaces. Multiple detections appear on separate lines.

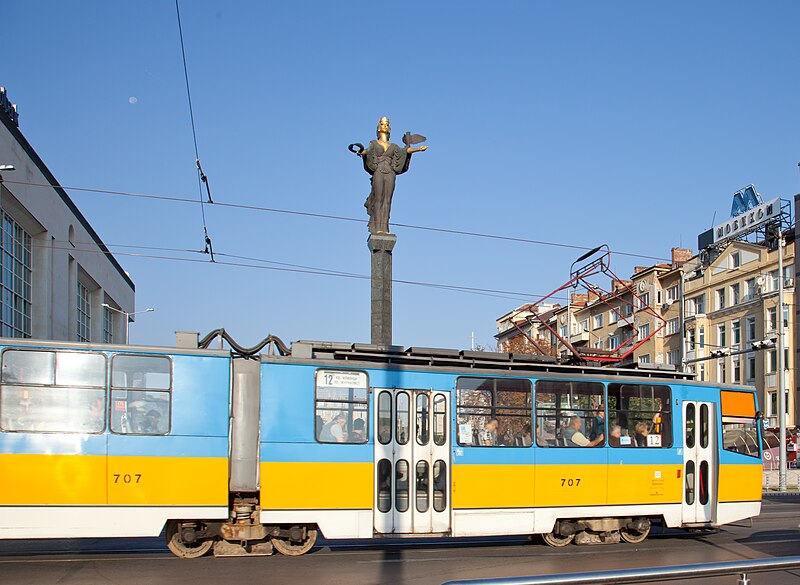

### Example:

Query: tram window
xmin=396 ymin=392 xmax=410 ymax=445
xmin=700 ymin=404 xmax=709 ymax=448
xmin=433 ymin=394 xmax=447 ymax=446
xmin=699 ymin=461 xmax=709 ymax=505
xmin=396 ymin=460 xmax=409 ymax=512
xmin=433 ymin=460 xmax=447 ymax=512
xmin=377 ymin=391 xmax=392 ymax=445
xmin=685 ymin=460 xmax=695 ymax=505
xmin=416 ymin=394 xmax=430 ymax=446
xmin=314 ymin=369 xmax=368 ymax=444
xmin=110 ymin=355 xmax=171 ymax=435
xmin=722 ymin=419 xmax=760 ymax=458
xmin=456 ymin=377 xmax=531 ymax=447
xmin=2 ymin=350 xmax=54 ymax=385
xmin=377 ymin=459 xmax=392 ymax=513
xmin=607 ymin=384 xmax=671 ymax=448
xmin=0 ymin=350 xmax=107 ymax=434
xmin=686 ymin=403 xmax=696 ymax=448
xmin=535 ymin=380 xmax=604 ymax=448
xmin=416 ymin=461 xmax=429 ymax=512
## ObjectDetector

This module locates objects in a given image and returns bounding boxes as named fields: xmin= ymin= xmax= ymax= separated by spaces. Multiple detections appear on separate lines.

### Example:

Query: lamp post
xmin=101 ymin=304 xmax=154 ymax=343
xmin=776 ymin=231 xmax=787 ymax=491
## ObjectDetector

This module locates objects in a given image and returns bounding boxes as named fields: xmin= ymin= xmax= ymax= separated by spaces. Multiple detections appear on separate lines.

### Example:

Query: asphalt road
xmin=1 ymin=496 xmax=798 ymax=585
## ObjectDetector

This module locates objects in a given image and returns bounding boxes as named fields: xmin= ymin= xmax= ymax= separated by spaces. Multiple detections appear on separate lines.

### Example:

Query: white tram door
xmin=374 ymin=389 xmax=451 ymax=534
xmin=681 ymin=401 xmax=717 ymax=524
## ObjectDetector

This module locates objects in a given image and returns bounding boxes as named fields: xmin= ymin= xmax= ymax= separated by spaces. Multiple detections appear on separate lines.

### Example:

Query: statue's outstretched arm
xmin=406 ymin=145 xmax=428 ymax=154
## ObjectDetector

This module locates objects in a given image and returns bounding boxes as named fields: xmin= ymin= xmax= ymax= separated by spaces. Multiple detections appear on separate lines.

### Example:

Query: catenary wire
xmin=174 ymin=0 xmax=214 ymax=259
xmin=42 ymin=239 xmax=561 ymax=302
xmin=4 ymin=179 xmax=672 ymax=263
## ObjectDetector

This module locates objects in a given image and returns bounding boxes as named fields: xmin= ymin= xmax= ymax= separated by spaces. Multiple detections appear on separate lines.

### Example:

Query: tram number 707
xmin=113 ymin=473 xmax=142 ymax=484
xmin=560 ymin=478 xmax=581 ymax=487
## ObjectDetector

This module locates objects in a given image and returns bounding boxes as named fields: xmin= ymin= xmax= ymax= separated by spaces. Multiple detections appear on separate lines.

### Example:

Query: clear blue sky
xmin=3 ymin=1 xmax=799 ymax=349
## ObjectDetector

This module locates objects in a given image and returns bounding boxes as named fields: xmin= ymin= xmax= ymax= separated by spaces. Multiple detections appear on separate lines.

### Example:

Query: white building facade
xmin=0 ymin=87 xmax=134 ymax=343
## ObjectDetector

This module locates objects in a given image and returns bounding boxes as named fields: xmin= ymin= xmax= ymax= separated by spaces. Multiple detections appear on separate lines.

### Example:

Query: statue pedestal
xmin=367 ymin=233 xmax=397 ymax=346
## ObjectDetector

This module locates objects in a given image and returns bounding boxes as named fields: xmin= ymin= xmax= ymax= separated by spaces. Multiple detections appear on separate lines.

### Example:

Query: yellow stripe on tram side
xmin=260 ymin=462 xmax=373 ymax=510
xmin=534 ymin=464 xmax=607 ymax=507
xmin=0 ymin=453 xmax=106 ymax=505
xmin=718 ymin=464 xmax=763 ymax=503
xmin=452 ymin=464 xmax=535 ymax=509
xmin=107 ymin=456 xmax=228 ymax=506
xmin=606 ymin=464 xmax=683 ymax=505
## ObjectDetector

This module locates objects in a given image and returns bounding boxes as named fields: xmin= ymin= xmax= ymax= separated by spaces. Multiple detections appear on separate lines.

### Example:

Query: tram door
xmin=682 ymin=401 xmax=717 ymax=524
xmin=374 ymin=389 xmax=451 ymax=534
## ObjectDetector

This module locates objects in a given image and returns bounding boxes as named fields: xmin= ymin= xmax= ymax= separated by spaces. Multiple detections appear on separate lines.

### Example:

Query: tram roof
xmin=280 ymin=340 xmax=696 ymax=381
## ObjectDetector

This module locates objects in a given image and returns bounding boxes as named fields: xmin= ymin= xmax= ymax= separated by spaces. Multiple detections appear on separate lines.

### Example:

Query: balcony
xmin=570 ymin=330 xmax=590 ymax=344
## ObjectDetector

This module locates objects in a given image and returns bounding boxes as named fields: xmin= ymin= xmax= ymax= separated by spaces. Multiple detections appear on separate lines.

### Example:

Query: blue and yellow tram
xmin=0 ymin=337 xmax=763 ymax=556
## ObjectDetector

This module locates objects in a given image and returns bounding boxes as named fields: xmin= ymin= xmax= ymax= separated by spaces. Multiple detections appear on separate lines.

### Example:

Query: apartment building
xmin=494 ymin=241 xmax=796 ymax=428
xmin=683 ymin=237 xmax=795 ymax=428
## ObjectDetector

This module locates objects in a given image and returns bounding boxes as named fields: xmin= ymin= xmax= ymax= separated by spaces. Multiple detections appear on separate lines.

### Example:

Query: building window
xmin=103 ymin=306 xmax=114 ymax=344
xmin=609 ymin=336 xmax=619 ymax=350
xmin=637 ymin=292 xmax=650 ymax=310
xmin=717 ymin=324 xmax=726 ymax=348
xmin=666 ymin=318 xmax=680 ymax=335
xmin=0 ymin=212 xmax=32 ymax=338
xmin=730 ymin=283 xmax=740 ymax=306
xmin=716 ymin=289 xmax=726 ymax=310
xmin=699 ymin=363 xmax=705 ymax=381
xmin=76 ymin=281 xmax=91 ymax=342
xmin=593 ymin=314 xmax=603 ymax=329
xmin=769 ymin=270 xmax=780 ymax=292
xmin=609 ymin=309 xmax=619 ymax=324
xmin=638 ymin=323 xmax=650 ymax=340
xmin=687 ymin=294 xmax=706 ymax=315
xmin=747 ymin=316 xmax=756 ymax=341
xmin=666 ymin=285 xmax=679 ymax=303
xmin=745 ymin=278 xmax=756 ymax=300
xmin=687 ymin=329 xmax=696 ymax=351
xmin=767 ymin=349 xmax=777 ymax=374
xmin=746 ymin=354 xmax=756 ymax=382
xmin=639 ymin=354 xmax=651 ymax=364
xmin=732 ymin=319 xmax=741 ymax=347
xmin=718 ymin=359 xmax=726 ymax=383
xmin=699 ymin=326 xmax=705 ymax=349
xmin=733 ymin=358 xmax=741 ymax=384
xmin=730 ymin=252 xmax=740 ymax=268
xmin=666 ymin=350 xmax=680 ymax=365
xmin=767 ymin=307 xmax=777 ymax=332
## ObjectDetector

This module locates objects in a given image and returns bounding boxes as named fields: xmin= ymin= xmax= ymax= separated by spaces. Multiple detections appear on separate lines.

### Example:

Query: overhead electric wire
xmin=46 ymin=238 xmax=559 ymax=302
xmin=175 ymin=0 xmax=214 ymax=260
xmin=4 ymin=179 xmax=672 ymax=263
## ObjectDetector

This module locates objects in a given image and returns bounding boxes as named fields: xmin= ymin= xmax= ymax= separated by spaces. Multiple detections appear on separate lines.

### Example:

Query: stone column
xmin=367 ymin=233 xmax=397 ymax=346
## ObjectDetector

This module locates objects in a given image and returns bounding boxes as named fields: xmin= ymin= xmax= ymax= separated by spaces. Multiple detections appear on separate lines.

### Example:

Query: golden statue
xmin=349 ymin=117 xmax=427 ymax=234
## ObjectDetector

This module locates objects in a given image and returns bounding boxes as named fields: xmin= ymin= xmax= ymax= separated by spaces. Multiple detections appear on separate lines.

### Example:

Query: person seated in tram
xmin=564 ymin=415 xmax=604 ymax=447
xmin=480 ymin=417 xmax=499 ymax=446
xmin=520 ymin=422 xmax=533 ymax=446
xmin=608 ymin=424 xmax=622 ymax=447
xmin=634 ymin=421 xmax=650 ymax=447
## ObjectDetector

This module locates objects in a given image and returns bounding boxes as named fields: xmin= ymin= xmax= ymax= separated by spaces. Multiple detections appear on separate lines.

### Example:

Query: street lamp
xmin=101 ymin=304 xmax=154 ymax=343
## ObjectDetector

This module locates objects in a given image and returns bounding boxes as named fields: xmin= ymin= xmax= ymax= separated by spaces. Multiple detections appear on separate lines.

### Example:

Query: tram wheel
xmin=272 ymin=527 xmax=318 ymax=556
xmin=542 ymin=531 xmax=575 ymax=547
xmin=620 ymin=524 xmax=650 ymax=544
xmin=166 ymin=521 xmax=215 ymax=559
